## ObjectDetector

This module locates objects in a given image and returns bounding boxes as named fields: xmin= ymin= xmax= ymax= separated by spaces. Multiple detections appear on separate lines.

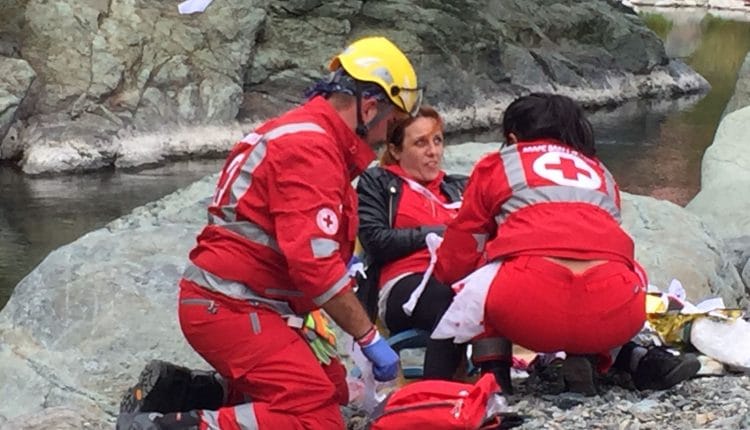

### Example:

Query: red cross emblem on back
xmin=532 ymin=152 xmax=602 ymax=190
xmin=544 ymin=157 xmax=593 ymax=181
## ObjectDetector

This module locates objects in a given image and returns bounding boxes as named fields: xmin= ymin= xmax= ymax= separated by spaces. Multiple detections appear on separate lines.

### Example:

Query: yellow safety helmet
xmin=329 ymin=36 xmax=423 ymax=117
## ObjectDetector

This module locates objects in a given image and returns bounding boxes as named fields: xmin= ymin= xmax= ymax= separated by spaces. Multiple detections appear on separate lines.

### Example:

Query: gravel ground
xmin=344 ymin=373 xmax=750 ymax=429
xmin=506 ymin=375 xmax=750 ymax=430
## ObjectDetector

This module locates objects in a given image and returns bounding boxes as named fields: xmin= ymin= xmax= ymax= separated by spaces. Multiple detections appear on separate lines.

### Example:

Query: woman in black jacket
xmin=356 ymin=105 xmax=470 ymax=380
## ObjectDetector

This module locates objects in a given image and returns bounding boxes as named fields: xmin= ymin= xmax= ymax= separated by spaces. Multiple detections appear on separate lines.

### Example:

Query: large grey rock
xmin=0 ymin=57 xmax=35 ymax=155
xmin=725 ymin=236 xmax=750 ymax=291
xmin=622 ymin=193 xmax=745 ymax=304
xmin=21 ymin=0 xmax=265 ymax=120
xmin=724 ymin=52 xmax=750 ymax=117
xmin=687 ymin=106 xmax=750 ymax=240
xmin=13 ymin=0 xmax=266 ymax=173
xmin=4 ymin=0 xmax=709 ymax=174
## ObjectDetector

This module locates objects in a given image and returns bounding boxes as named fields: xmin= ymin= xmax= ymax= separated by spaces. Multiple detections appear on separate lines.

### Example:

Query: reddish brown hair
xmin=380 ymin=105 xmax=444 ymax=165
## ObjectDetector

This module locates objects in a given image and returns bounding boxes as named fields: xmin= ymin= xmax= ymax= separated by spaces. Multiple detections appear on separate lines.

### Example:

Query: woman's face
xmin=389 ymin=117 xmax=444 ymax=182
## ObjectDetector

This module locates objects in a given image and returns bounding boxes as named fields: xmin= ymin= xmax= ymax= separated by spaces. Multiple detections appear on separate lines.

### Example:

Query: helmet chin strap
xmin=355 ymin=84 xmax=368 ymax=137
xmin=354 ymin=82 xmax=395 ymax=138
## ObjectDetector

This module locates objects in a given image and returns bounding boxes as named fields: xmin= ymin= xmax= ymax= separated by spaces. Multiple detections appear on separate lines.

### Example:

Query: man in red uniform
xmin=117 ymin=36 xmax=423 ymax=430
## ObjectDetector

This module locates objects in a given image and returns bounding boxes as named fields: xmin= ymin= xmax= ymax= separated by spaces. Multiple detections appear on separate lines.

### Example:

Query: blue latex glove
xmin=360 ymin=332 xmax=399 ymax=381
xmin=347 ymin=255 xmax=366 ymax=279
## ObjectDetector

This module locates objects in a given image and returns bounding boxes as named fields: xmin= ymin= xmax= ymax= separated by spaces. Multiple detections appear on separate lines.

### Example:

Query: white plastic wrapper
xmin=344 ymin=335 xmax=394 ymax=414
xmin=690 ymin=316 xmax=750 ymax=373
xmin=178 ymin=0 xmax=214 ymax=14
xmin=484 ymin=393 xmax=511 ymax=420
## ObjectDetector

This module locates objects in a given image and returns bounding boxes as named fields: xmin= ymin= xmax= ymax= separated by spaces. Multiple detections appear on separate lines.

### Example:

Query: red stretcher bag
xmin=370 ymin=374 xmax=518 ymax=430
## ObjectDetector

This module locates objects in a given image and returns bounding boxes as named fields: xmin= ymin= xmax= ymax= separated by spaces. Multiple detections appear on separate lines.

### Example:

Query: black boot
xmin=480 ymin=359 xmax=514 ymax=395
xmin=616 ymin=343 xmax=700 ymax=391
xmin=117 ymin=411 xmax=201 ymax=430
xmin=526 ymin=355 xmax=566 ymax=395
xmin=423 ymin=338 xmax=465 ymax=380
xmin=475 ymin=337 xmax=514 ymax=395
xmin=120 ymin=360 xmax=225 ymax=415
xmin=561 ymin=355 xmax=597 ymax=396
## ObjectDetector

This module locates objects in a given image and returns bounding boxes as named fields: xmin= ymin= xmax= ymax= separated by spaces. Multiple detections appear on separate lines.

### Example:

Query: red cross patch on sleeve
xmin=315 ymin=208 xmax=339 ymax=235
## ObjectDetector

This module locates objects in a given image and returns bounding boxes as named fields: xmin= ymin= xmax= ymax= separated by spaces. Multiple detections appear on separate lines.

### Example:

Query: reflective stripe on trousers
xmin=201 ymin=403 xmax=259 ymax=430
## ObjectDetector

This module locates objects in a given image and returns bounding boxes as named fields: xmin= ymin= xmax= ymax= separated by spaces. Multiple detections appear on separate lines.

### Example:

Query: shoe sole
xmin=657 ymin=354 xmax=701 ymax=390
xmin=562 ymin=356 xmax=597 ymax=396
xmin=120 ymin=360 xmax=165 ymax=414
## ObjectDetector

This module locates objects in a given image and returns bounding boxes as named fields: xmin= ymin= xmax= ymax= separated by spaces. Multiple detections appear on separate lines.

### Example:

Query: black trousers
xmin=384 ymin=273 xmax=464 ymax=379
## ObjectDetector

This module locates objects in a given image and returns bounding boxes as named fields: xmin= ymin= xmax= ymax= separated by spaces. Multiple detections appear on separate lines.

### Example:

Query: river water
xmin=2 ymin=10 xmax=750 ymax=309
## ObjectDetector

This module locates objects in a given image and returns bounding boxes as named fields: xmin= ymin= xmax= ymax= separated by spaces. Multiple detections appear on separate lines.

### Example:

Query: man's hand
xmin=357 ymin=327 xmax=399 ymax=381
xmin=321 ymin=290 xmax=400 ymax=381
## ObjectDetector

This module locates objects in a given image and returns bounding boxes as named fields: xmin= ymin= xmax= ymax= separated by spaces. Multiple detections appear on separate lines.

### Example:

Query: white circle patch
xmin=316 ymin=208 xmax=339 ymax=235
xmin=532 ymin=152 xmax=601 ymax=189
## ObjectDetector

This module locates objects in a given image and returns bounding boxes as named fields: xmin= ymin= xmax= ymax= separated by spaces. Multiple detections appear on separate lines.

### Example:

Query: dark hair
xmin=304 ymin=68 xmax=387 ymax=102
xmin=380 ymin=105 xmax=443 ymax=165
xmin=501 ymin=93 xmax=595 ymax=156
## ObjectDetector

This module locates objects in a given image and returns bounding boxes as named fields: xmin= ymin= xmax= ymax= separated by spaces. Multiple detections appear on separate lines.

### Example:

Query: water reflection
xmin=0 ymin=160 xmax=224 ymax=307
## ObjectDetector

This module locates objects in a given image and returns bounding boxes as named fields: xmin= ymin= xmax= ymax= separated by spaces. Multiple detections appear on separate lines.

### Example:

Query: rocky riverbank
xmin=0 ymin=0 xmax=709 ymax=175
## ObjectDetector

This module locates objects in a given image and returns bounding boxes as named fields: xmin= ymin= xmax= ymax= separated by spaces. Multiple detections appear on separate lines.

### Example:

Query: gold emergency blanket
xmin=645 ymin=293 xmax=743 ymax=347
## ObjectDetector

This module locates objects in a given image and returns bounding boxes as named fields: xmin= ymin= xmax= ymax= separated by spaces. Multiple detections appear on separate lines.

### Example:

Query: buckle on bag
xmin=284 ymin=315 xmax=304 ymax=328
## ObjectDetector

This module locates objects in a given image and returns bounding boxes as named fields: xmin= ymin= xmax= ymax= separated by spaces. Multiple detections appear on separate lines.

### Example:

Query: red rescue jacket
xmin=378 ymin=164 xmax=458 ymax=287
xmin=435 ymin=139 xmax=635 ymax=285
xmin=187 ymin=96 xmax=375 ymax=314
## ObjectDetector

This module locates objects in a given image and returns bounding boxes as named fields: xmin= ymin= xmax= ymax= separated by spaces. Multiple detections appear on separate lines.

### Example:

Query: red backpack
xmin=370 ymin=374 xmax=519 ymax=430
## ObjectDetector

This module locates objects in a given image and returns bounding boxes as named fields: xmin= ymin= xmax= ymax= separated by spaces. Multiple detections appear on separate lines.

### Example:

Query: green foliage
xmin=640 ymin=12 xmax=674 ymax=39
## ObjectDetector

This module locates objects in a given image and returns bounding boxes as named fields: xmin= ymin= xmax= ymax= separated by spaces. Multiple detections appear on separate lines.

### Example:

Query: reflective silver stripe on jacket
xmin=215 ymin=121 xmax=326 ymax=224
xmin=499 ymin=148 xmax=527 ymax=192
xmin=472 ymin=233 xmax=489 ymax=253
xmin=312 ymin=272 xmax=352 ymax=306
xmin=310 ymin=237 xmax=340 ymax=259
xmin=495 ymin=146 xmax=621 ymax=224
xmin=183 ymin=263 xmax=295 ymax=316
xmin=202 ymin=403 xmax=259 ymax=429
xmin=208 ymin=217 xmax=281 ymax=253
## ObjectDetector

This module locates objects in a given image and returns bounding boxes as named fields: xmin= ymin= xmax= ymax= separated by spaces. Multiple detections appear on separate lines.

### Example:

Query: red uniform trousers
xmin=483 ymin=256 xmax=646 ymax=360
xmin=178 ymin=280 xmax=347 ymax=430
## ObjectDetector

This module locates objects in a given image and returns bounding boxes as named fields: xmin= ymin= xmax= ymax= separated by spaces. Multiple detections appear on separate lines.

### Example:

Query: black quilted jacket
xmin=355 ymin=166 xmax=467 ymax=320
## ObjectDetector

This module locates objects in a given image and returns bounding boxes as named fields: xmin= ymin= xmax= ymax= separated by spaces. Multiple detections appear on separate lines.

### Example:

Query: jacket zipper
xmin=180 ymin=298 xmax=218 ymax=314
xmin=388 ymin=185 xmax=397 ymax=227
xmin=376 ymin=400 xmax=461 ymax=419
